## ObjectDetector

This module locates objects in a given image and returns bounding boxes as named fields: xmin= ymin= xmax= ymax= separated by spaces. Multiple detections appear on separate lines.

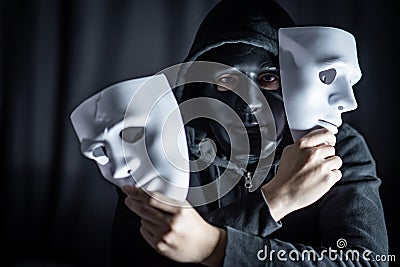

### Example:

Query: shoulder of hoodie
xmin=335 ymin=122 xmax=378 ymax=178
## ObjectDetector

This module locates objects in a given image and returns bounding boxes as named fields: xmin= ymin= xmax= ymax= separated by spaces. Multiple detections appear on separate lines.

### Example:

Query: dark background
xmin=1 ymin=0 xmax=398 ymax=266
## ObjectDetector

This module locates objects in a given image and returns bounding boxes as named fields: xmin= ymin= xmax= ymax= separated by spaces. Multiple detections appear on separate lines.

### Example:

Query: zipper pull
xmin=244 ymin=171 xmax=253 ymax=190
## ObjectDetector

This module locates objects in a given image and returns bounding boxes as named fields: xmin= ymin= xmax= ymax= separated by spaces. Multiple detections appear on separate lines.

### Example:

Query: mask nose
xmin=328 ymin=79 xmax=358 ymax=113
xmin=108 ymin=148 xmax=136 ymax=179
xmin=112 ymin=162 xmax=134 ymax=179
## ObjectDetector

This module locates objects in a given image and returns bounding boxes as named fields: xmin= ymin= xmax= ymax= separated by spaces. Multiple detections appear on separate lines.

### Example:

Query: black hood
xmin=174 ymin=0 xmax=296 ymax=102
xmin=184 ymin=0 xmax=295 ymax=63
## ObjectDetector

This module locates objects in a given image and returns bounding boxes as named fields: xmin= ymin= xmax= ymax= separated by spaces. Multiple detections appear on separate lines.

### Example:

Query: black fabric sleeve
xmin=205 ymin=190 xmax=282 ymax=237
xmin=221 ymin=124 xmax=389 ymax=266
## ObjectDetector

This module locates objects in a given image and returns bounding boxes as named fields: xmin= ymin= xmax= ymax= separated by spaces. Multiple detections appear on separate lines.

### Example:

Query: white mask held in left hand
xmin=70 ymin=74 xmax=189 ymax=202
xmin=279 ymin=26 xmax=362 ymax=141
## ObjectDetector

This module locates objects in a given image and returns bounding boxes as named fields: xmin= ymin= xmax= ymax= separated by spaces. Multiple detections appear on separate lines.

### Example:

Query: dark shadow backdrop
xmin=1 ymin=0 xmax=398 ymax=266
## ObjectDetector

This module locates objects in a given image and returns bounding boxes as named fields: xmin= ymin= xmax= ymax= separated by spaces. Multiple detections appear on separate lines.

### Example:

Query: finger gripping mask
xmin=70 ymin=74 xmax=189 ymax=202
xmin=278 ymin=26 xmax=362 ymax=141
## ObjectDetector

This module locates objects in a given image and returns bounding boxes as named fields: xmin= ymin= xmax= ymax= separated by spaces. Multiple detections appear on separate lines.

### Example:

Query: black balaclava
xmin=174 ymin=0 xmax=296 ymax=167
xmin=195 ymin=43 xmax=286 ymax=165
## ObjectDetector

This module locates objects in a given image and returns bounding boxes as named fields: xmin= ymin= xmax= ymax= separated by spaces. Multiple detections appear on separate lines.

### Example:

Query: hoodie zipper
xmin=244 ymin=171 xmax=253 ymax=190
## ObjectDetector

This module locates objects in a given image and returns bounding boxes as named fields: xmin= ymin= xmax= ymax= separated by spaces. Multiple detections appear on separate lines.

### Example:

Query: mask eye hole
xmin=92 ymin=145 xmax=107 ymax=158
xmin=319 ymin=68 xmax=337 ymax=85
xmin=81 ymin=141 xmax=109 ymax=165
xmin=215 ymin=73 xmax=239 ymax=91
xmin=120 ymin=127 xmax=145 ymax=143
xmin=91 ymin=145 xmax=109 ymax=165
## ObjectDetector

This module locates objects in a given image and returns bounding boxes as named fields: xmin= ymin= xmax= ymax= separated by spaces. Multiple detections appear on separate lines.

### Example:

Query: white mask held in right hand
xmin=278 ymin=26 xmax=362 ymax=141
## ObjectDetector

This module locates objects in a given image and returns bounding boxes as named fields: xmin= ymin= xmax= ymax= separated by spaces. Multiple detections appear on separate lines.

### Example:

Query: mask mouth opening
xmin=317 ymin=119 xmax=339 ymax=134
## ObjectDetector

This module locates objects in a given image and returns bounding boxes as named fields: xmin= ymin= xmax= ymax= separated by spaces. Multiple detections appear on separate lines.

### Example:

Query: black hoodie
xmin=111 ymin=1 xmax=389 ymax=266
xmin=171 ymin=0 xmax=297 ymax=204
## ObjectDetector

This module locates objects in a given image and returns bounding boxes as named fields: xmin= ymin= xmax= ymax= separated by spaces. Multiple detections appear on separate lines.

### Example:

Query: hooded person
xmin=111 ymin=0 xmax=388 ymax=266
xmin=170 ymin=0 xmax=297 ymax=211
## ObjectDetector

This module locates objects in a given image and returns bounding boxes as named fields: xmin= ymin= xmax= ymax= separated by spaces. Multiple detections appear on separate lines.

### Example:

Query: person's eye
xmin=120 ymin=127 xmax=145 ymax=143
xmin=258 ymin=73 xmax=280 ymax=90
xmin=215 ymin=73 xmax=239 ymax=91
xmin=319 ymin=68 xmax=337 ymax=85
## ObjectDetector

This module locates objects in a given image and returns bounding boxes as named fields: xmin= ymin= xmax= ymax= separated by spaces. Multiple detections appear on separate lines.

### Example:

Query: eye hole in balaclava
xmin=191 ymin=42 xmax=287 ymax=165
xmin=215 ymin=71 xmax=281 ymax=92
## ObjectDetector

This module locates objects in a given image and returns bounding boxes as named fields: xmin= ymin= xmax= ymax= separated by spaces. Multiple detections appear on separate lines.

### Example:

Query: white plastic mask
xmin=70 ymin=74 xmax=189 ymax=202
xmin=278 ymin=26 xmax=362 ymax=140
